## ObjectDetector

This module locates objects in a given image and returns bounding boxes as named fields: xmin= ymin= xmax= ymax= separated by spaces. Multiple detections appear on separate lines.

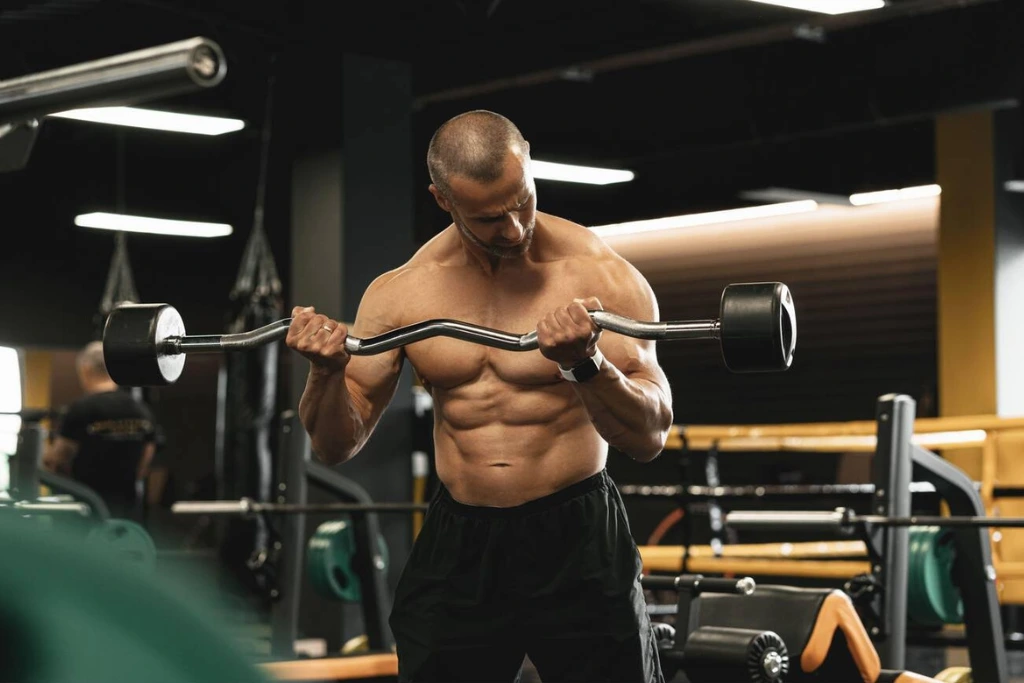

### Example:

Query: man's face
xmin=443 ymin=150 xmax=537 ymax=260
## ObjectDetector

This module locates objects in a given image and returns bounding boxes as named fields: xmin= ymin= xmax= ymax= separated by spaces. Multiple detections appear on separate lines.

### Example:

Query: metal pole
xmin=172 ymin=314 xmax=720 ymax=355
xmin=269 ymin=410 xmax=307 ymax=658
xmin=871 ymin=394 xmax=913 ymax=669
xmin=10 ymin=423 xmax=42 ymax=501
xmin=0 ymin=37 xmax=226 ymax=126
xmin=307 ymin=462 xmax=394 ymax=651
xmin=38 ymin=470 xmax=111 ymax=521
xmin=911 ymin=445 xmax=1008 ymax=683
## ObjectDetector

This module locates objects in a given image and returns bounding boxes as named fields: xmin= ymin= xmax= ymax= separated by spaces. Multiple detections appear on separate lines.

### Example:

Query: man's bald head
xmin=77 ymin=341 xmax=106 ymax=377
xmin=427 ymin=110 xmax=529 ymax=199
xmin=76 ymin=340 xmax=113 ymax=390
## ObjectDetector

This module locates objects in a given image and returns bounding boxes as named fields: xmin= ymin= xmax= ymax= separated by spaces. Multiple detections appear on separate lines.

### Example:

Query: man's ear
xmin=429 ymin=184 xmax=452 ymax=212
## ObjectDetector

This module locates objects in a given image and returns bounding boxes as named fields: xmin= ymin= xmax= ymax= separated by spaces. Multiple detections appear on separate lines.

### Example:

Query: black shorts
xmin=389 ymin=470 xmax=663 ymax=683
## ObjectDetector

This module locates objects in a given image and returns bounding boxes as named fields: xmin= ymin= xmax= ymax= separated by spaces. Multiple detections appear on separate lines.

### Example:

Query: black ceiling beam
xmin=414 ymin=0 xmax=1004 ymax=109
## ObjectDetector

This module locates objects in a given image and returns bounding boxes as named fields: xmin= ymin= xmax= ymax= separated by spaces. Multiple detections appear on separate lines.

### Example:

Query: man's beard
xmin=457 ymin=219 xmax=535 ymax=259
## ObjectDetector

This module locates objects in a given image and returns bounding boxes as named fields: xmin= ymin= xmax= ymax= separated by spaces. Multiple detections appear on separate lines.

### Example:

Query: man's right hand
xmin=286 ymin=306 xmax=351 ymax=375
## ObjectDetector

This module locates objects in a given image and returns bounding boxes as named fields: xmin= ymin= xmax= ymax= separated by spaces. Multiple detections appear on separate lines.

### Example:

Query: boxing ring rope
xmin=640 ymin=415 xmax=1024 ymax=585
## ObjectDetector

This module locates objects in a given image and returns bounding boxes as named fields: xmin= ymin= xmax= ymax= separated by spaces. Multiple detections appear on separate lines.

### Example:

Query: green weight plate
xmin=913 ymin=532 xmax=937 ymax=626
xmin=306 ymin=536 xmax=330 ymax=597
xmin=86 ymin=519 xmax=157 ymax=573
xmin=929 ymin=528 xmax=964 ymax=625
xmin=908 ymin=526 xmax=941 ymax=625
xmin=307 ymin=520 xmax=362 ymax=602
xmin=907 ymin=526 xmax=963 ymax=627
xmin=0 ymin=513 xmax=269 ymax=683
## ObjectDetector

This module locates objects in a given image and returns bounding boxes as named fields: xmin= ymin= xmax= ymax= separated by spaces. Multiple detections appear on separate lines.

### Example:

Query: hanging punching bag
xmin=94 ymin=232 xmax=140 ymax=340
xmin=217 ymin=72 xmax=284 ymax=602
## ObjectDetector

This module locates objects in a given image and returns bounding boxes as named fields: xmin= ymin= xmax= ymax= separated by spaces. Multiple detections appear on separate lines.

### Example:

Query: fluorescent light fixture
xmin=744 ymin=0 xmax=886 ymax=14
xmin=75 ymin=212 xmax=233 ymax=238
xmin=849 ymin=184 xmax=941 ymax=206
xmin=590 ymin=200 xmax=818 ymax=238
xmin=741 ymin=187 xmax=852 ymax=206
xmin=49 ymin=106 xmax=244 ymax=136
xmin=530 ymin=159 xmax=634 ymax=185
xmin=1005 ymin=180 xmax=1024 ymax=193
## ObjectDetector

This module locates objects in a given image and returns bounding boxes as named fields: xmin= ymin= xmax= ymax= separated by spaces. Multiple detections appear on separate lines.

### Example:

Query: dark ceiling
xmin=4 ymin=0 xmax=1020 ymax=209
xmin=0 ymin=0 xmax=1021 ymax=353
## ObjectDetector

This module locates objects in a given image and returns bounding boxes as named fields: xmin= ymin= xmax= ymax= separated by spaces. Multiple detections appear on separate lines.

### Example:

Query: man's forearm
xmin=41 ymin=450 xmax=61 ymax=474
xmin=42 ymin=440 xmax=74 ymax=475
xmin=136 ymin=443 xmax=156 ymax=480
xmin=298 ymin=370 xmax=366 ymax=465
xmin=569 ymin=359 xmax=672 ymax=462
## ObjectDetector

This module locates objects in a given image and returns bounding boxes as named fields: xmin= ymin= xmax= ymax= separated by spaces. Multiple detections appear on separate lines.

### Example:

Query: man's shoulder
xmin=541 ymin=213 xmax=636 ymax=273
xmin=541 ymin=214 xmax=655 ymax=312
xmin=360 ymin=237 xmax=451 ymax=315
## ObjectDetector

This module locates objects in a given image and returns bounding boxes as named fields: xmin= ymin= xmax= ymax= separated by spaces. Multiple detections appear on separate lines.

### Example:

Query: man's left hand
xmin=537 ymin=297 xmax=603 ymax=369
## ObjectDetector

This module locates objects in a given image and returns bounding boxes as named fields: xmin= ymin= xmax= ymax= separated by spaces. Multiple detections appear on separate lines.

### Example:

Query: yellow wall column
xmin=936 ymin=110 xmax=997 ymax=422
xmin=937 ymin=108 xmax=1024 ymax=604
xmin=21 ymin=350 xmax=52 ymax=413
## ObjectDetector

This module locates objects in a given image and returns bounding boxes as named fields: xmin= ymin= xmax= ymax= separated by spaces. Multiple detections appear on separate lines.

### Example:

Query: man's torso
xmin=383 ymin=214 xmax=631 ymax=505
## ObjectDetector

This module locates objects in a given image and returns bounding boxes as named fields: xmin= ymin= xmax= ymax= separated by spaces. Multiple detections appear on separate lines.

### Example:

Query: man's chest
xmin=398 ymin=265 xmax=603 ymax=390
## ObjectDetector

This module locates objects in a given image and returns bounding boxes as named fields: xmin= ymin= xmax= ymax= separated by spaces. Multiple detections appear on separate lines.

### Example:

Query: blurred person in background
xmin=42 ymin=341 xmax=158 ymax=519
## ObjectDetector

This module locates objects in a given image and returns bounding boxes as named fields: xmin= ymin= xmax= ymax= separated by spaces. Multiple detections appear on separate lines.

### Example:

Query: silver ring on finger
xmin=309 ymin=326 xmax=330 ymax=341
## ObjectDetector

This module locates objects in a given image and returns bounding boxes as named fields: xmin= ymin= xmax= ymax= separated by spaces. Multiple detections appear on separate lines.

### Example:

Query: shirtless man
xmin=287 ymin=110 xmax=673 ymax=682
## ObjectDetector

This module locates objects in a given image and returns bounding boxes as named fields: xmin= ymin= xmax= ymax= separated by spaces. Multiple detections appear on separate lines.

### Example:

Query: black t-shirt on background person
xmin=58 ymin=390 xmax=156 ymax=516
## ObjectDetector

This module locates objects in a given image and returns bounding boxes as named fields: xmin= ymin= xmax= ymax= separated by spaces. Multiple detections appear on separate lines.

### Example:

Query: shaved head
xmin=427 ymin=110 xmax=529 ymax=198
xmin=76 ymin=341 xmax=108 ymax=379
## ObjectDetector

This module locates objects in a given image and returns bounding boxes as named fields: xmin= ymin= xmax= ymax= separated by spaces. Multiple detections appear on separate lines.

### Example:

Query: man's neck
xmin=458 ymin=237 xmax=515 ymax=276
xmin=85 ymin=380 xmax=118 ymax=394
xmin=456 ymin=225 xmax=542 ymax=276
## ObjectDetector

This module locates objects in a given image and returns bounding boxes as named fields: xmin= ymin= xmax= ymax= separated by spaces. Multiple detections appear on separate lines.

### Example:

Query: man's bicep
xmin=600 ymin=258 xmax=671 ymax=392
xmin=53 ymin=436 xmax=79 ymax=457
xmin=344 ymin=352 xmax=404 ymax=430
xmin=604 ymin=334 xmax=670 ymax=394
xmin=343 ymin=268 xmax=408 ymax=429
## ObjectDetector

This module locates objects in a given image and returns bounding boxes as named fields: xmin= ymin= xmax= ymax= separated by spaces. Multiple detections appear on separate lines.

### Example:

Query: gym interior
xmin=1 ymin=1 xmax=1022 ymax=682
